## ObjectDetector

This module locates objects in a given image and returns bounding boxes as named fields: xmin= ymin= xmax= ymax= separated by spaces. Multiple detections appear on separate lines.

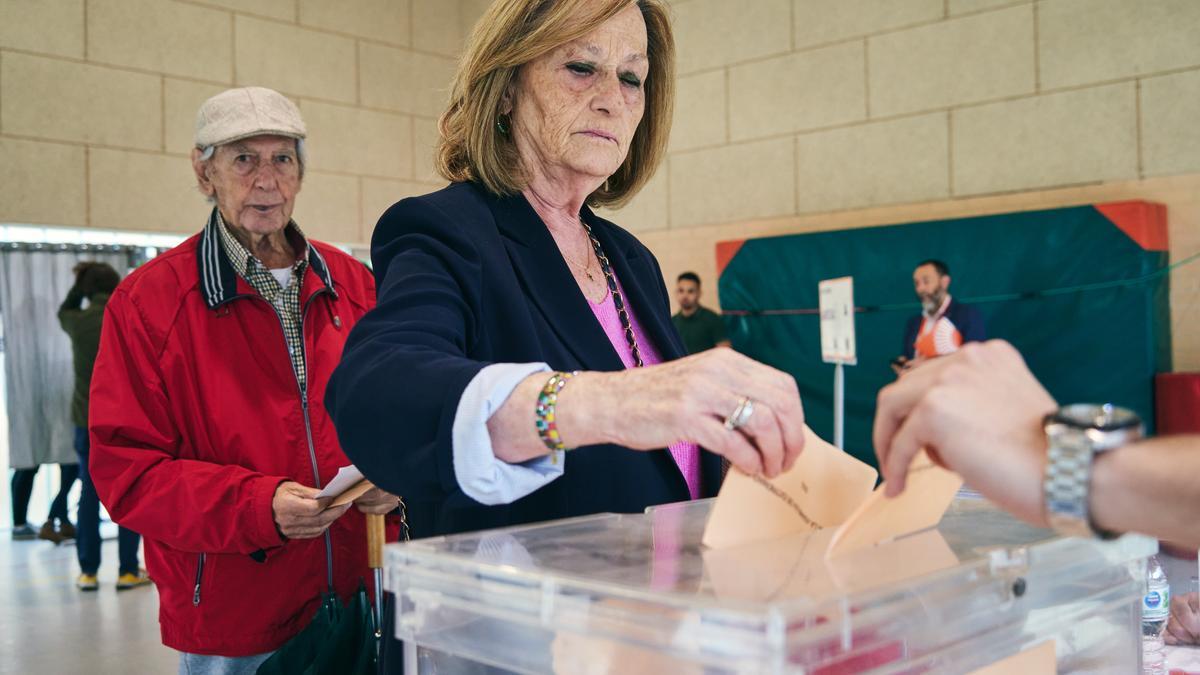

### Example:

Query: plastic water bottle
xmin=1142 ymin=554 xmax=1169 ymax=674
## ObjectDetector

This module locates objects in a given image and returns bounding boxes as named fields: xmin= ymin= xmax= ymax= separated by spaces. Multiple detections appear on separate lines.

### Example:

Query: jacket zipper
xmin=193 ymin=553 xmax=206 ymax=606
xmin=261 ymin=289 xmax=336 ymax=592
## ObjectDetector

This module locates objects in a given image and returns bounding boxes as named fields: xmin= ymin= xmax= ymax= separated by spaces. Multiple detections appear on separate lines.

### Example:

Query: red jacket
xmin=89 ymin=213 xmax=387 ymax=656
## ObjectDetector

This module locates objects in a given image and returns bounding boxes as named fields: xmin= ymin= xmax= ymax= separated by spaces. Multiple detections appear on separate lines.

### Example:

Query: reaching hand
xmin=586 ymin=348 xmax=806 ymax=479
xmin=873 ymin=340 xmax=1057 ymax=527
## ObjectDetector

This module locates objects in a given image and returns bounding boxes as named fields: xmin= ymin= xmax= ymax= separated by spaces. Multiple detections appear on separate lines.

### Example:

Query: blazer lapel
xmin=489 ymin=193 xmax=624 ymax=372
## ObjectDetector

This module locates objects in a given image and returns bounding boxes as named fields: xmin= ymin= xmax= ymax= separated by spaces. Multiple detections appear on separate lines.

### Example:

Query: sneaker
xmin=11 ymin=524 xmax=36 ymax=540
xmin=116 ymin=569 xmax=152 ymax=590
xmin=77 ymin=573 xmax=99 ymax=591
xmin=37 ymin=521 xmax=65 ymax=544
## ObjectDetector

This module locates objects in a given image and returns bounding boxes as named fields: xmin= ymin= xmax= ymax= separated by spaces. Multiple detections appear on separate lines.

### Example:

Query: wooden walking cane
xmin=367 ymin=512 xmax=386 ymax=650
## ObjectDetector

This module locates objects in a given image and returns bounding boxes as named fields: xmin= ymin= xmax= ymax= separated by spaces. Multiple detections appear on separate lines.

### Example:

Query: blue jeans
xmin=75 ymin=426 xmax=141 ymax=576
xmin=178 ymin=652 xmax=273 ymax=675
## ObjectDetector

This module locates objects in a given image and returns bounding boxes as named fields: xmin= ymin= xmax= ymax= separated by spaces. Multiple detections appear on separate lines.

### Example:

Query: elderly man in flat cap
xmin=88 ymin=86 xmax=400 ymax=673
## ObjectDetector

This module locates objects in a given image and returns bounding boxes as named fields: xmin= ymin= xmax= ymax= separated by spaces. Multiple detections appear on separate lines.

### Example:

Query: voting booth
xmin=385 ymin=495 xmax=1153 ymax=673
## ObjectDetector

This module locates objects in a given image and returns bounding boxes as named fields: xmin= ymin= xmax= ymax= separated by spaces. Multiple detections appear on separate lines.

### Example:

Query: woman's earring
xmin=496 ymin=113 xmax=511 ymax=135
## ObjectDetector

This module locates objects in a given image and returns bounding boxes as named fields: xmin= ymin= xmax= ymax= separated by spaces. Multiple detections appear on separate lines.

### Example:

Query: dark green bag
xmin=257 ymin=582 xmax=378 ymax=675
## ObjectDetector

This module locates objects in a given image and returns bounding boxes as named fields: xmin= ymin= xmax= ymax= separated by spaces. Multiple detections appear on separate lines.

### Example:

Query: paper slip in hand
xmin=825 ymin=450 xmax=962 ymax=559
xmin=702 ymin=426 xmax=877 ymax=549
xmin=316 ymin=465 xmax=365 ymax=499
xmin=315 ymin=465 xmax=375 ymax=508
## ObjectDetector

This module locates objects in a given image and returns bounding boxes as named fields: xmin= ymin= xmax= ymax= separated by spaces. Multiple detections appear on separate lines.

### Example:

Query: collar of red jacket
xmin=195 ymin=206 xmax=337 ymax=309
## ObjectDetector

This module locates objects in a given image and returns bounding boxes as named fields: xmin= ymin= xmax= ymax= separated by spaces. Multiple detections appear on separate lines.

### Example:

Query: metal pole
xmin=834 ymin=361 xmax=844 ymax=450
xmin=373 ymin=569 xmax=384 ymax=645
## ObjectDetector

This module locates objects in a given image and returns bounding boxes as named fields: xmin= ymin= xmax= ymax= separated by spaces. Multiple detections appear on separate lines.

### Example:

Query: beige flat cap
xmin=194 ymin=86 xmax=306 ymax=148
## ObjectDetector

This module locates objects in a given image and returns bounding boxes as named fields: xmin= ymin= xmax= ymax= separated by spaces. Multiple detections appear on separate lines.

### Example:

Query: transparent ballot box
xmin=384 ymin=496 xmax=1155 ymax=673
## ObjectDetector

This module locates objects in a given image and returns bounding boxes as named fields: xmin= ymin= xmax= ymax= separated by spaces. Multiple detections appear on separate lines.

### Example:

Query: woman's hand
xmin=554 ymin=348 xmax=806 ymax=478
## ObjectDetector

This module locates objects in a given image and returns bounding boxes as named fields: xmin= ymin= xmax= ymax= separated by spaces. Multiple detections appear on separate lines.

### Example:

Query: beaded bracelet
xmin=535 ymin=371 xmax=580 ymax=463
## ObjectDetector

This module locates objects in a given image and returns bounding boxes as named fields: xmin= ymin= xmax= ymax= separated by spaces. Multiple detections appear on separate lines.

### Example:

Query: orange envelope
xmin=967 ymin=640 xmax=1056 ymax=674
xmin=703 ymin=528 xmax=837 ymax=602
xmin=702 ymin=426 xmax=877 ymax=549
xmin=824 ymin=528 xmax=958 ymax=594
xmin=825 ymin=450 xmax=962 ymax=559
xmin=703 ymin=527 xmax=958 ymax=603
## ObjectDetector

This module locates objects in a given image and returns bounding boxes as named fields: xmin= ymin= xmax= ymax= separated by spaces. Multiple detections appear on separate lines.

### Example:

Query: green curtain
xmin=718 ymin=205 xmax=1171 ymax=468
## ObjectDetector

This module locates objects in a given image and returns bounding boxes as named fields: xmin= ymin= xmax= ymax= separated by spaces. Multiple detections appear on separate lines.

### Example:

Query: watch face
xmin=1054 ymin=403 xmax=1142 ymax=431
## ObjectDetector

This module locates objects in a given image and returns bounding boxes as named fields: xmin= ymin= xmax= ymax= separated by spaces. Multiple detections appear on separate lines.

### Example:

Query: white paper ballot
xmin=316 ymin=465 xmax=364 ymax=499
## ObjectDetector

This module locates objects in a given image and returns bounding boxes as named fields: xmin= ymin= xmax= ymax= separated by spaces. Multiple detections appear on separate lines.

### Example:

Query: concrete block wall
xmin=0 ymin=0 xmax=467 ymax=243
xmin=594 ymin=0 xmax=1200 ymax=370
xmin=597 ymin=0 xmax=1200 ymax=234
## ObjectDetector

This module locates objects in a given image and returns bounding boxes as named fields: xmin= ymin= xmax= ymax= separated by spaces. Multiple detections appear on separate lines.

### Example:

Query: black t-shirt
xmin=671 ymin=306 xmax=728 ymax=354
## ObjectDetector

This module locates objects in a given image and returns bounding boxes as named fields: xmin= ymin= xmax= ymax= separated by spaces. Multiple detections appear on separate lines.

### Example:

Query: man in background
xmin=893 ymin=259 xmax=985 ymax=375
xmin=671 ymin=272 xmax=730 ymax=354
xmin=59 ymin=262 xmax=148 ymax=591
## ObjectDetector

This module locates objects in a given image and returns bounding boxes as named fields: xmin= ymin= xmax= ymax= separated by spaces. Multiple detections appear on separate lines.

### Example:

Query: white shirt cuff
xmin=452 ymin=362 xmax=563 ymax=506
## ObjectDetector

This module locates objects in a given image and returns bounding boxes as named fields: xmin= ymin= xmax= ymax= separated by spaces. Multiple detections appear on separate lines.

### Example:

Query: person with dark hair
xmin=58 ymin=261 xmax=148 ymax=591
xmin=75 ymin=262 xmax=121 ymax=299
xmin=893 ymin=259 xmax=985 ymax=375
xmin=671 ymin=271 xmax=730 ymax=354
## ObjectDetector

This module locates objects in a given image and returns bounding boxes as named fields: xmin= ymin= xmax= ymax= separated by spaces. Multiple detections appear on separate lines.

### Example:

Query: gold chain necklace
xmin=562 ymin=224 xmax=596 ymax=282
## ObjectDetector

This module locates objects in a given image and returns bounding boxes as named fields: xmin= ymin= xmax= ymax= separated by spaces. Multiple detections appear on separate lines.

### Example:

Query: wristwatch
xmin=1043 ymin=403 xmax=1142 ymax=539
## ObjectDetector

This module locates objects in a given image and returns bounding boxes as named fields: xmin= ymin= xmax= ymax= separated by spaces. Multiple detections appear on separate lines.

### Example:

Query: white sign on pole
xmin=819 ymin=276 xmax=856 ymax=365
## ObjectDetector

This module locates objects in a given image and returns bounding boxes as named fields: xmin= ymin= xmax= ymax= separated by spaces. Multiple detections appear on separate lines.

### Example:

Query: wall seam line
xmin=1135 ymin=78 xmax=1145 ymax=179
xmin=1032 ymin=0 xmax=1041 ymax=92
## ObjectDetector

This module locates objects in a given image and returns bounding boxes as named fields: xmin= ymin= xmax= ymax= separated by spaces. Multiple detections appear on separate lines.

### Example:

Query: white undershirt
xmin=269 ymin=267 xmax=293 ymax=289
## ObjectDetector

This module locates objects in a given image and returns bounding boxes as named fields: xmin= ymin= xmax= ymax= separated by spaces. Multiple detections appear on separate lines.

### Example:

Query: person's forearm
xmin=1090 ymin=435 xmax=1200 ymax=546
xmin=59 ymin=286 xmax=85 ymax=312
xmin=487 ymin=371 xmax=616 ymax=463
xmin=93 ymin=449 xmax=287 ymax=554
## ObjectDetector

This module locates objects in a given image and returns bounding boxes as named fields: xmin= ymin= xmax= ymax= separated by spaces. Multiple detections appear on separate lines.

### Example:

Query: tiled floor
xmin=0 ymin=524 xmax=177 ymax=674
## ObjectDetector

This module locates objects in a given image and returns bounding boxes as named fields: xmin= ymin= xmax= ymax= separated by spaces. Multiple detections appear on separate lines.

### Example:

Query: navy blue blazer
xmin=326 ymin=182 xmax=724 ymax=538
xmin=901 ymin=297 xmax=987 ymax=360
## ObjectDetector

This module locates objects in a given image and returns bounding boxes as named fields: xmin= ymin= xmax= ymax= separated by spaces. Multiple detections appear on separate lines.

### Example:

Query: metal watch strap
xmin=1043 ymin=426 xmax=1098 ymax=538
xmin=1043 ymin=404 xmax=1141 ymax=540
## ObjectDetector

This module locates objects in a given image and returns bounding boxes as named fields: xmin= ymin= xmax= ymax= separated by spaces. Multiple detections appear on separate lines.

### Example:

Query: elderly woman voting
xmin=327 ymin=0 xmax=806 ymax=538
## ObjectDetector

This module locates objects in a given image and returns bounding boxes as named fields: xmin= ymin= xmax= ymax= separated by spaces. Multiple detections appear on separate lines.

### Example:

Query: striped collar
xmin=197 ymin=207 xmax=336 ymax=309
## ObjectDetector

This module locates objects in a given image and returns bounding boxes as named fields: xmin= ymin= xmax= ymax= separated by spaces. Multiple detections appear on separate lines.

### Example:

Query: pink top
xmin=587 ymin=274 xmax=702 ymax=500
